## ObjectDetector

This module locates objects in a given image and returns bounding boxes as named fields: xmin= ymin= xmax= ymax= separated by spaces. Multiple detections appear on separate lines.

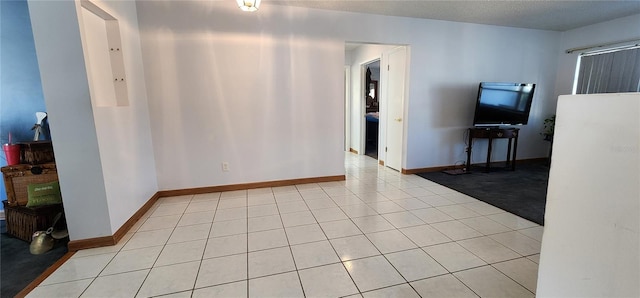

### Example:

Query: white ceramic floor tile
xmin=42 ymin=253 xmax=115 ymax=285
xmin=101 ymin=246 xmax=162 ymax=276
xmin=247 ymin=204 xmax=279 ymax=218
xmin=461 ymin=201 xmax=505 ymax=215
xmin=122 ymin=228 xmax=173 ymax=251
xmin=366 ymin=229 xmax=417 ymax=254
xmin=37 ymin=154 xmax=546 ymax=298
xmin=422 ymin=242 xmax=486 ymax=272
xmin=366 ymin=201 xmax=406 ymax=214
xmin=82 ymin=269 xmax=149 ymax=297
xmin=410 ymin=208 xmax=455 ymax=224
xmin=248 ymin=246 xmax=296 ymax=278
xmin=518 ymin=226 xmax=545 ymax=242
xmin=392 ymin=198 xmax=432 ymax=210
xmin=285 ymin=224 xmax=327 ymax=245
xmin=362 ymin=283 xmax=420 ymax=298
xmin=340 ymin=204 xmax=379 ymax=218
xmin=490 ymin=231 xmax=542 ymax=256
xmin=248 ymin=228 xmax=288 ymax=251
xmin=454 ymin=265 xmax=534 ymax=298
xmin=527 ymin=254 xmax=540 ymax=264
xmin=192 ymin=281 xmax=247 ymax=298
xmin=247 ymin=195 xmax=276 ymax=206
xmin=399 ymin=224 xmax=451 ymax=247
xmin=332 ymin=195 xmax=366 ymax=207
xmin=160 ymin=290 xmax=193 ymax=297
xmin=310 ymin=207 xmax=349 ymax=222
xmin=204 ymin=233 xmax=247 ymax=258
xmin=351 ymin=215 xmax=395 ymax=233
xmin=319 ymin=219 xmax=362 ymax=239
xmin=493 ymin=258 xmax=539 ymax=293
xmin=330 ymin=235 xmax=380 ymax=261
xmin=210 ymin=218 xmax=247 ymax=238
xmin=305 ymin=198 xmax=338 ymax=210
xmin=441 ymin=192 xmax=479 ymax=204
xmin=381 ymin=211 xmax=425 ymax=228
xmin=273 ymin=185 xmax=298 ymax=193
xmin=281 ymin=210 xmax=317 ymax=227
xmin=178 ymin=211 xmax=215 ymax=227
xmin=213 ymin=207 xmax=247 ymax=222
xmin=378 ymin=189 xmax=413 ymax=200
xmin=323 ymin=186 xmax=354 ymax=197
xmin=192 ymin=192 xmax=220 ymax=202
xmin=168 ymin=223 xmax=211 ymax=243
xmin=28 ymin=279 xmax=92 ymax=298
xmin=343 ymin=255 xmax=405 ymax=292
xmin=487 ymin=213 xmax=539 ymax=230
xmin=249 ymin=271 xmax=304 ymax=298
xmin=457 ymin=236 xmax=521 ymax=264
xmin=185 ymin=200 xmax=219 ymax=213
xmin=247 ymin=214 xmax=283 ymax=232
xmin=295 ymin=183 xmax=322 ymax=191
xmin=458 ymin=216 xmax=512 ymax=235
xmin=430 ymin=221 xmax=483 ymax=241
xmin=220 ymin=190 xmax=247 ymax=199
xmin=277 ymin=200 xmax=309 ymax=214
xmin=290 ymin=240 xmax=340 ymax=269
xmin=196 ymin=254 xmax=247 ymax=288
xmin=385 ymin=248 xmax=447 ymax=281
xmin=136 ymin=261 xmax=200 ymax=297
xmin=403 ymin=187 xmax=437 ymax=197
xmin=410 ymin=274 xmax=478 ymax=298
xmin=155 ymin=239 xmax=206 ymax=266
xmin=150 ymin=203 xmax=188 ymax=217
xmin=436 ymin=205 xmax=481 ymax=219
xmin=138 ymin=215 xmax=181 ymax=232
xmin=275 ymin=193 xmax=304 ymax=204
xmin=218 ymin=197 xmax=247 ymax=209
xmin=157 ymin=195 xmax=192 ymax=205
xmin=298 ymin=263 xmax=359 ymax=298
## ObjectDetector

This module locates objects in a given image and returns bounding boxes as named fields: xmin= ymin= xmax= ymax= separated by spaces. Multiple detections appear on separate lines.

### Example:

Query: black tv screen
xmin=473 ymin=82 xmax=536 ymax=126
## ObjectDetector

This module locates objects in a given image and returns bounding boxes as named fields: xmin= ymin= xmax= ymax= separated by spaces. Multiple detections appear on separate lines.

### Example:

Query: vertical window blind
xmin=574 ymin=47 xmax=640 ymax=94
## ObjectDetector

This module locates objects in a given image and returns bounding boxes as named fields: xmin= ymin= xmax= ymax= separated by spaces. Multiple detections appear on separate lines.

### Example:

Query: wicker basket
xmin=1 ymin=163 xmax=58 ymax=206
xmin=20 ymin=141 xmax=55 ymax=165
xmin=2 ymin=200 xmax=65 ymax=242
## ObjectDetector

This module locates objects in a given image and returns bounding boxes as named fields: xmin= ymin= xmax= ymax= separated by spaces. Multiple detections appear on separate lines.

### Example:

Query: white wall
xmin=537 ymin=93 xmax=639 ymax=297
xmin=136 ymin=2 xmax=345 ymax=190
xmin=136 ymin=1 xmax=561 ymax=185
xmin=28 ymin=0 xmax=111 ymax=240
xmin=553 ymin=14 xmax=640 ymax=109
xmin=76 ymin=0 xmax=158 ymax=233
xmin=29 ymin=0 xmax=158 ymax=239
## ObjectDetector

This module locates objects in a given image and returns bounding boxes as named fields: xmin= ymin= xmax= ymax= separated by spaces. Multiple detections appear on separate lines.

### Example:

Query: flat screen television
xmin=473 ymin=82 xmax=536 ymax=126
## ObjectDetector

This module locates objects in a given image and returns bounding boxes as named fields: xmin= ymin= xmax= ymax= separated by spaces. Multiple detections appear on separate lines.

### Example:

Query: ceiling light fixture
xmin=236 ymin=0 xmax=261 ymax=12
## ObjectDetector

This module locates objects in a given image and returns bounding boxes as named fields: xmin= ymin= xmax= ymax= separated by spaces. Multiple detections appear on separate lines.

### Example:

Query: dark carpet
xmin=1 ymin=220 xmax=68 ymax=298
xmin=416 ymin=161 xmax=549 ymax=225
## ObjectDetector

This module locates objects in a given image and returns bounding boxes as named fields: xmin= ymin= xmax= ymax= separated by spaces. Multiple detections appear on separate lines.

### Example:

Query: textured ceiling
xmin=269 ymin=0 xmax=640 ymax=31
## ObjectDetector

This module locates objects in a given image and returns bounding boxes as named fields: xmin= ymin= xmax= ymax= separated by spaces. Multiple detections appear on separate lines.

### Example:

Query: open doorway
xmin=364 ymin=60 xmax=380 ymax=159
xmin=345 ymin=43 xmax=408 ymax=171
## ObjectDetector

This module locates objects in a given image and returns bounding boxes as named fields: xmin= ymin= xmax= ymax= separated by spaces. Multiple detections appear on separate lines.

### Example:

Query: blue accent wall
xmin=0 ymin=0 xmax=47 ymax=204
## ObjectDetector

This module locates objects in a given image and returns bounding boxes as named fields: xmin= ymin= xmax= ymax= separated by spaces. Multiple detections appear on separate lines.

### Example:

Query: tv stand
xmin=466 ymin=127 xmax=519 ymax=173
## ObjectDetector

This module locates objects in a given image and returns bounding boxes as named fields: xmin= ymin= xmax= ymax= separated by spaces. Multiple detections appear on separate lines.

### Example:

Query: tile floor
xmin=27 ymin=153 xmax=542 ymax=297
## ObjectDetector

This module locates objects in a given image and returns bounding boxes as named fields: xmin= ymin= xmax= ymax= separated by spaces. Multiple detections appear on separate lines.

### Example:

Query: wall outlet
xmin=222 ymin=162 xmax=229 ymax=172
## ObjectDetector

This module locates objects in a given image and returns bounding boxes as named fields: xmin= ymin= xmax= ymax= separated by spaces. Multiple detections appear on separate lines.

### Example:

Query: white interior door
xmin=385 ymin=47 xmax=407 ymax=171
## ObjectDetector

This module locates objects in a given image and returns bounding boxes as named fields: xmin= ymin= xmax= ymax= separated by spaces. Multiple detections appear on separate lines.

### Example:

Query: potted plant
xmin=542 ymin=115 xmax=555 ymax=141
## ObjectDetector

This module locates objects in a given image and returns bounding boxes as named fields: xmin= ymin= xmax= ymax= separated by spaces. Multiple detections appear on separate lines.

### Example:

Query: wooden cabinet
xmin=466 ymin=127 xmax=519 ymax=172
